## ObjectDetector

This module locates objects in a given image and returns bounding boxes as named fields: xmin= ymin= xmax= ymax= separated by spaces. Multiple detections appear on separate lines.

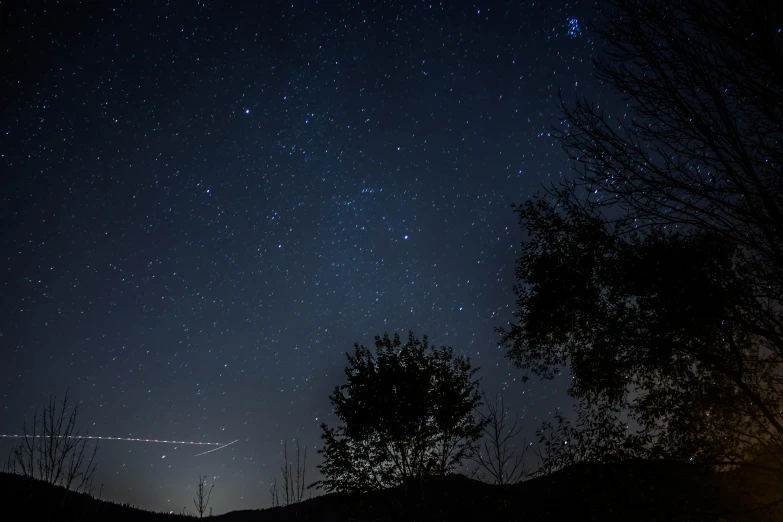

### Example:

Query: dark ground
xmin=2 ymin=460 xmax=781 ymax=521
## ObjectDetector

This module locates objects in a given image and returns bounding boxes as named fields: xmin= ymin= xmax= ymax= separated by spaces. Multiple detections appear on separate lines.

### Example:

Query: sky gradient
xmin=2 ymin=0 xmax=599 ymax=514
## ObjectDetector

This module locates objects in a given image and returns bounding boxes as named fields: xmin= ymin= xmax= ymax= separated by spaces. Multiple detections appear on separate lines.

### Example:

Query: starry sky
xmin=1 ymin=0 xmax=600 ymax=514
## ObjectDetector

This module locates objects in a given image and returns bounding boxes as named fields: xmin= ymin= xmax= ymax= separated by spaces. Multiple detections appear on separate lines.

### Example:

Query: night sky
xmin=2 ymin=0 xmax=599 ymax=514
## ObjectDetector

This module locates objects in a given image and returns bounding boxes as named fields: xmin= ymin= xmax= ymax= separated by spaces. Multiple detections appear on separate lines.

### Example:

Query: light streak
xmin=1 ymin=434 xmax=225 ymax=446
xmin=193 ymin=439 xmax=239 ymax=456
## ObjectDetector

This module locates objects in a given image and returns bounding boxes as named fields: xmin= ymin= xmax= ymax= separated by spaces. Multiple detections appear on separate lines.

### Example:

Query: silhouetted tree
xmin=502 ymin=0 xmax=783 ymax=466
xmin=6 ymin=389 xmax=99 ymax=493
xmin=530 ymin=410 xmax=577 ymax=477
xmin=503 ymin=200 xmax=783 ymax=462
xmin=193 ymin=475 xmax=213 ymax=518
xmin=268 ymin=479 xmax=279 ymax=508
xmin=470 ymin=392 xmax=529 ymax=485
xmin=269 ymin=437 xmax=308 ymax=506
xmin=531 ymin=401 xmax=647 ymax=477
xmin=314 ymin=332 xmax=485 ymax=493
xmin=559 ymin=0 xmax=782 ymax=257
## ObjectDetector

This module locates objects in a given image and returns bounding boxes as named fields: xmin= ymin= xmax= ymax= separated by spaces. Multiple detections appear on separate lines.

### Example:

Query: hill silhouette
xmin=2 ymin=459 xmax=781 ymax=521
xmin=0 ymin=471 xmax=188 ymax=521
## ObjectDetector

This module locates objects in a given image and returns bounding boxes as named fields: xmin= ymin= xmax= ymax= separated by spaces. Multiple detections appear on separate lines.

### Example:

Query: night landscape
xmin=1 ymin=0 xmax=782 ymax=520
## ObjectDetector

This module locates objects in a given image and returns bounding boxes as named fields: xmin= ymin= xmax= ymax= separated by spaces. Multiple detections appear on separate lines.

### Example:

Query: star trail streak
xmin=1 ymin=434 xmax=226 ymax=446
xmin=193 ymin=439 xmax=239 ymax=456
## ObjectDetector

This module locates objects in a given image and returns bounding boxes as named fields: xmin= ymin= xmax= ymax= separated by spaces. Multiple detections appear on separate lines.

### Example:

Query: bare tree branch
xmin=273 ymin=437 xmax=309 ymax=506
xmin=469 ymin=392 xmax=529 ymax=485
xmin=6 ymin=389 xmax=99 ymax=494
xmin=193 ymin=474 xmax=214 ymax=518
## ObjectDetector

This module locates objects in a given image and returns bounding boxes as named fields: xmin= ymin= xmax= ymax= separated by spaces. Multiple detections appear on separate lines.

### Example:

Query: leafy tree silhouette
xmin=314 ymin=331 xmax=485 ymax=493
xmin=501 ymin=0 xmax=783 ymax=466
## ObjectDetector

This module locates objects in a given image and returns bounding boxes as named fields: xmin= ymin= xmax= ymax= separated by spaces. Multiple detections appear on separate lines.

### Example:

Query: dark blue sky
xmin=1 ymin=0 xmax=598 ymax=514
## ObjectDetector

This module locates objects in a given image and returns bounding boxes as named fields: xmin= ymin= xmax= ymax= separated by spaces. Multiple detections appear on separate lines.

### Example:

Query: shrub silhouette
xmin=314 ymin=331 xmax=485 ymax=493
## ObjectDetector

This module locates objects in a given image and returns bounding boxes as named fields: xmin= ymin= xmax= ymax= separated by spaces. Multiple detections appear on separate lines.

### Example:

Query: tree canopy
xmin=315 ymin=332 xmax=484 ymax=493
xmin=501 ymin=0 xmax=783 ymax=466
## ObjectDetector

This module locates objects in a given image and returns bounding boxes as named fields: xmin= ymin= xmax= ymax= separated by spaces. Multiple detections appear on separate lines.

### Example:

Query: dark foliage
xmin=503 ymin=202 xmax=778 ymax=461
xmin=531 ymin=401 xmax=644 ymax=476
xmin=501 ymin=0 xmax=783 ymax=466
xmin=314 ymin=331 xmax=484 ymax=493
